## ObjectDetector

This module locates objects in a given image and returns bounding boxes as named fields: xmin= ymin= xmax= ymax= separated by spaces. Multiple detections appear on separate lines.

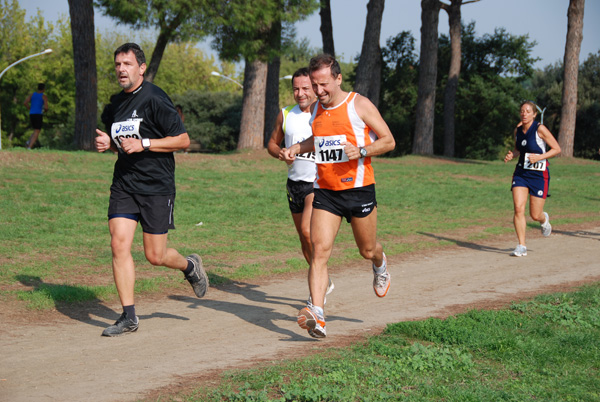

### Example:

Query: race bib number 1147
xmin=314 ymin=135 xmax=350 ymax=164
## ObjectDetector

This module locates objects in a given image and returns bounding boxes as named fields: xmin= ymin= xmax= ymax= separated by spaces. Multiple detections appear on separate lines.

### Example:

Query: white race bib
xmin=111 ymin=120 xmax=141 ymax=151
xmin=295 ymin=151 xmax=315 ymax=161
xmin=314 ymin=135 xmax=349 ymax=164
xmin=524 ymin=153 xmax=546 ymax=171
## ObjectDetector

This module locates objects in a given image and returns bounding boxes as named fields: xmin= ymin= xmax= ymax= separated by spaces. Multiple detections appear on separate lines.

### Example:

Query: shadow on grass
xmin=15 ymin=275 xmax=188 ymax=330
xmin=169 ymin=278 xmax=361 ymax=341
xmin=418 ymin=232 xmax=511 ymax=254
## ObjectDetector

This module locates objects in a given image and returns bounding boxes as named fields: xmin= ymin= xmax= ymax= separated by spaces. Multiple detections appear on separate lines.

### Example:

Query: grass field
xmin=158 ymin=283 xmax=600 ymax=401
xmin=2 ymin=149 xmax=599 ymax=401
xmin=1 ymin=149 xmax=599 ymax=309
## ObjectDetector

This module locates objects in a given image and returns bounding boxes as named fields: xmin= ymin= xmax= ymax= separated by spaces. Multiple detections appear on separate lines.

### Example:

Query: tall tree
xmin=353 ymin=0 xmax=385 ymax=107
xmin=264 ymin=17 xmax=282 ymax=147
xmin=319 ymin=0 xmax=335 ymax=56
xmin=239 ymin=59 xmax=268 ymax=149
xmin=574 ymin=50 xmax=600 ymax=159
xmin=380 ymin=31 xmax=419 ymax=156
xmin=439 ymin=0 xmax=479 ymax=157
xmin=558 ymin=0 xmax=585 ymax=157
xmin=212 ymin=0 xmax=318 ymax=150
xmin=96 ymin=0 xmax=213 ymax=82
xmin=68 ymin=0 xmax=97 ymax=150
xmin=413 ymin=0 xmax=441 ymax=155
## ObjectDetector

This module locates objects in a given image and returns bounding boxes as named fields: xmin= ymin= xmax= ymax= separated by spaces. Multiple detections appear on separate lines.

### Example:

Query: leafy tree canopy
xmin=211 ymin=0 xmax=319 ymax=62
xmin=439 ymin=22 xmax=538 ymax=81
xmin=94 ymin=0 xmax=214 ymax=43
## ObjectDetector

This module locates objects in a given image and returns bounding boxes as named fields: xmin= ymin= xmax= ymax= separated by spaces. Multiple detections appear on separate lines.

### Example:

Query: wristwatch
xmin=141 ymin=138 xmax=151 ymax=151
xmin=359 ymin=147 xmax=368 ymax=158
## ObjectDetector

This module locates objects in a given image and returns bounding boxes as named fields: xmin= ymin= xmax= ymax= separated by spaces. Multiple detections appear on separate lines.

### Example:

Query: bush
xmin=172 ymin=90 xmax=242 ymax=153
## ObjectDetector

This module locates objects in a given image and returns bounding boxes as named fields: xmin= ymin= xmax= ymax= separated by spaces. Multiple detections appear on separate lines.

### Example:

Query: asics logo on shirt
xmin=132 ymin=110 xmax=139 ymax=118
xmin=115 ymin=124 xmax=136 ymax=133
xmin=318 ymin=138 xmax=342 ymax=147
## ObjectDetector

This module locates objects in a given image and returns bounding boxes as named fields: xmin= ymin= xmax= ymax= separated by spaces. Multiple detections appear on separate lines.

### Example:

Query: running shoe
xmin=511 ymin=245 xmax=527 ymax=257
xmin=297 ymin=304 xmax=326 ymax=338
xmin=326 ymin=277 xmax=335 ymax=296
xmin=185 ymin=254 xmax=209 ymax=298
xmin=541 ymin=212 xmax=552 ymax=237
xmin=102 ymin=312 xmax=139 ymax=337
xmin=373 ymin=254 xmax=390 ymax=297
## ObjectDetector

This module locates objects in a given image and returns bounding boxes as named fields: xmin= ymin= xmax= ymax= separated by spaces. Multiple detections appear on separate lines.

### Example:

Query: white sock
xmin=373 ymin=253 xmax=387 ymax=274
xmin=314 ymin=305 xmax=324 ymax=317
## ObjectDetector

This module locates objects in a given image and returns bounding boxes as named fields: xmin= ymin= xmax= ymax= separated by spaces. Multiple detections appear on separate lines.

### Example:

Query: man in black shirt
xmin=95 ymin=43 xmax=208 ymax=337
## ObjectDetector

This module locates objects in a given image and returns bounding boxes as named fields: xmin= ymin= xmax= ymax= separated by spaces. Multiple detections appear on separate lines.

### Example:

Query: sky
xmin=17 ymin=0 xmax=600 ymax=70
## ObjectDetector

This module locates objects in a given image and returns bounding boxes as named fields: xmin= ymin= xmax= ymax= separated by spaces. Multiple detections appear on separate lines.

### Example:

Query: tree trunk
xmin=413 ymin=0 xmax=440 ymax=155
xmin=264 ymin=19 xmax=282 ymax=147
xmin=441 ymin=0 xmax=462 ymax=157
xmin=320 ymin=0 xmax=335 ymax=57
xmin=68 ymin=0 xmax=97 ymax=151
xmin=558 ymin=0 xmax=585 ymax=157
xmin=145 ymin=30 xmax=172 ymax=83
xmin=353 ymin=0 xmax=385 ymax=107
xmin=264 ymin=58 xmax=281 ymax=147
xmin=238 ymin=59 xmax=268 ymax=150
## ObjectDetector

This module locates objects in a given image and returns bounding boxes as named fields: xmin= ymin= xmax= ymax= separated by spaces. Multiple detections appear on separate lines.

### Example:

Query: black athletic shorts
xmin=30 ymin=114 xmax=43 ymax=130
xmin=313 ymin=184 xmax=377 ymax=223
xmin=286 ymin=178 xmax=314 ymax=214
xmin=108 ymin=186 xmax=175 ymax=234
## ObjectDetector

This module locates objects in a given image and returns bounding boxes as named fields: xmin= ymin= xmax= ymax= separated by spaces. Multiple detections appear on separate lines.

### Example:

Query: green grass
xmin=152 ymin=283 xmax=600 ymax=401
xmin=1 ymin=150 xmax=599 ymax=309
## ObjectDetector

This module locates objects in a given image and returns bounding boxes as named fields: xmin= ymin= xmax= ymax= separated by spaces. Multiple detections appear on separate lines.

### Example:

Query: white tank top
xmin=282 ymin=104 xmax=316 ymax=183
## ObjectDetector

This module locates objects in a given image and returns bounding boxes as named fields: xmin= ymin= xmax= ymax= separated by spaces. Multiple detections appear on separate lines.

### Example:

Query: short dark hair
xmin=114 ymin=43 xmax=146 ymax=66
xmin=308 ymin=53 xmax=341 ymax=78
xmin=37 ymin=83 xmax=45 ymax=91
xmin=291 ymin=67 xmax=309 ymax=88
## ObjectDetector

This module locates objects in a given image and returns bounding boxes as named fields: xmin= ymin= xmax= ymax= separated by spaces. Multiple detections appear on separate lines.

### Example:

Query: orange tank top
xmin=310 ymin=92 xmax=377 ymax=190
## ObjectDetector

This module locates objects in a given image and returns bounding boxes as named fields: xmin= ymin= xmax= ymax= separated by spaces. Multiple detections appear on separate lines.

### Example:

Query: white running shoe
xmin=373 ymin=253 xmax=390 ymax=297
xmin=373 ymin=271 xmax=391 ymax=297
xmin=541 ymin=212 xmax=552 ymax=237
xmin=511 ymin=245 xmax=527 ymax=257
xmin=297 ymin=304 xmax=326 ymax=338
xmin=326 ymin=278 xmax=335 ymax=295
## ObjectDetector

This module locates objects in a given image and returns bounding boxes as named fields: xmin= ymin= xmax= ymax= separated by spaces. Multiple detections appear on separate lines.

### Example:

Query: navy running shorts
xmin=511 ymin=173 xmax=549 ymax=199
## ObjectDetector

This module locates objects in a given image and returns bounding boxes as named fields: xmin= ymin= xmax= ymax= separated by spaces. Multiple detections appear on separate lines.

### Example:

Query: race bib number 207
xmin=524 ymin=153 xmax=547 ymax=171
xmin=111 ymin=120 xmax=141 ymax=151
xmin=314 ymin=135 xmax=350 ymax=164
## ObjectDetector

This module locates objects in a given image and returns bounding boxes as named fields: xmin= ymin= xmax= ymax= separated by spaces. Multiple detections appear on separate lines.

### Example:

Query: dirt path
xmin=2 ymin=226 xmax=600 ymax=402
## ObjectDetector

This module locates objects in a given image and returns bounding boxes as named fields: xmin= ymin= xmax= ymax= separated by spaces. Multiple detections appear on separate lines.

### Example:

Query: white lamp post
xmin=210 ymin=71 xmax=243 ymax=89
xmin=535 ymin=104 xmax=547 ymax=125
xmin=0 ymin=48 xmax=53 ymax=150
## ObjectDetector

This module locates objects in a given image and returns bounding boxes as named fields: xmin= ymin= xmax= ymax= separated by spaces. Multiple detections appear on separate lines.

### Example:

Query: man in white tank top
xmin=267 ymin=68 xmax=334 ymax=297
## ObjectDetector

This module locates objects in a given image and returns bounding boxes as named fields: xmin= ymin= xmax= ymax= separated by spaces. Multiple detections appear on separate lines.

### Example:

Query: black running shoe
xmin=102 ymin=312 xmax=139 ymax=337
xmin=185 ymin=254 xmax=209 ymax=298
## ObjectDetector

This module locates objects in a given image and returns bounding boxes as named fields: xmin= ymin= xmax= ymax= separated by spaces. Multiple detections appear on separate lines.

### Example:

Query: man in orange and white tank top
xmin=283 ymin=54 xmax=396 ymax=339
